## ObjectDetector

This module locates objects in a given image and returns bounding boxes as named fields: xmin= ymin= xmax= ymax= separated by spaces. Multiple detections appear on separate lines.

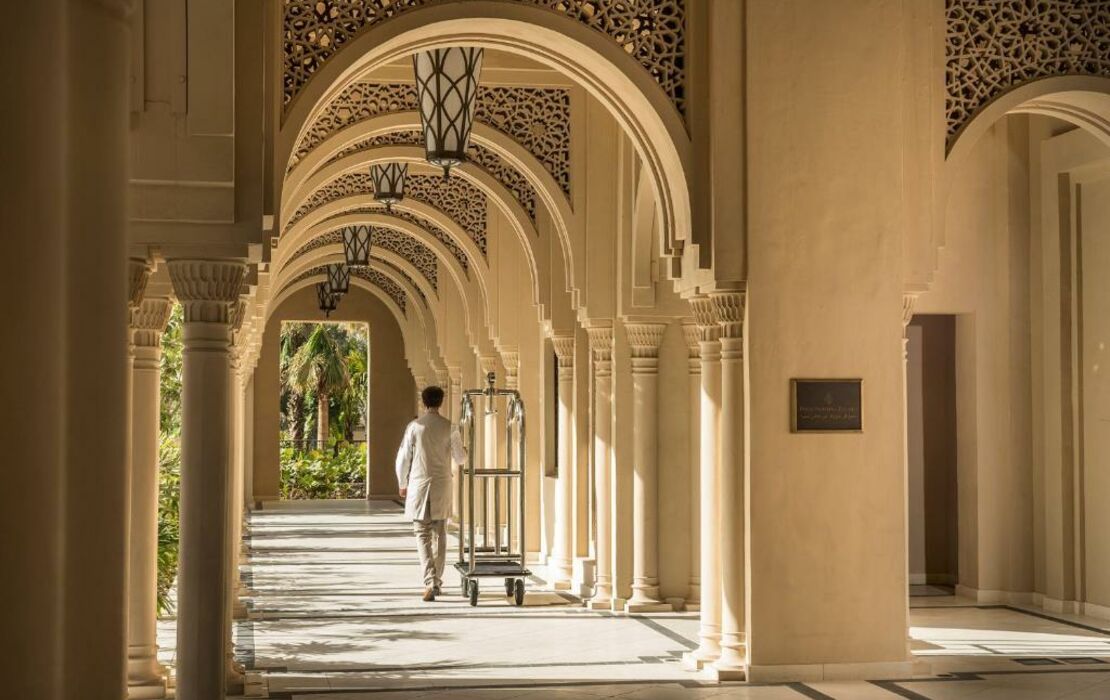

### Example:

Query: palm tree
xmin=280 ymin=323 xmax=312 ymax=449
xmin=288 ymin=324 xmax=351 ymax=448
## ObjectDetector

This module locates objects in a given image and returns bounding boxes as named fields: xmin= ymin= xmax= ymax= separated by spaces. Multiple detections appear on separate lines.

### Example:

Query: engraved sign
xmin=791 ymin=379 xmax=863 ymax=433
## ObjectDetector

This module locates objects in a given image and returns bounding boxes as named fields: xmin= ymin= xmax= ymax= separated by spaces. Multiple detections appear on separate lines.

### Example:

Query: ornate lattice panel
xmin=405 ymin=174 xmax=487 ymax=254
xmin=319 ymin=206 xmax=472 ymax=274
xmin=287 ymin=264 xmax=407 ymax=315
xmin=291 ymin=171 xmax=488 ymax=255
xmin=379 ymin=259 xmax=429 ymax=308
xmin=324 ymin=131 xmax=538 ymax=221
xmin=282 ymin=0 xmax=685 ymax=116
xmin=289 ymin=227 xmax=439 ymax=292
xmin=289 ymin=82 xmax=571 ymax=196
xmin=946 ymin=0 xmax=1110 ymax=146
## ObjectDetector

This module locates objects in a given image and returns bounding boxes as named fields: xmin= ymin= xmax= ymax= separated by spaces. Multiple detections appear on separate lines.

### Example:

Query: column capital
xmin=625 ymin=322 xmax=667 ymax=359
xmin=689 ymin=296 xmax=721 ymax=342
xmin=479 ymin=354 xmax=499 ymax=377
xmin=500 ymin=351 xmax=520 ymax=390
xmin=551 ymin=335 xmax=575 ymax=366
xmin=902 ymin=293 xmax=918 ymax=329
xmin=586 ymin=326 xmax=614 ymax=378
xmin=128 ymin=258 xmax=153 ymax=311
xmin=710 ymin=291 xmax=745 ymax=340
xmin=435 ymin=369 xmax=450 ymax=386
xmin=682 ymin=320 xmax=701 ymax=374
xmin=167 ymin=260 xmax=247 ymax=324
xmin=130 ymin=298 xmax=174 ymax=349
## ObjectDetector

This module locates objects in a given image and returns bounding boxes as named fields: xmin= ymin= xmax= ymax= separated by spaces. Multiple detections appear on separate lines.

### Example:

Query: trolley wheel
xmin=460 ymin=577 xmax=468 ymax=597
xmin=513 ymin=578 xmax=525 ymax=607
xmin=504 ymin=578 xmax=515 ymax=596
xmin=468 ymin=579 xmax=479 ymax=607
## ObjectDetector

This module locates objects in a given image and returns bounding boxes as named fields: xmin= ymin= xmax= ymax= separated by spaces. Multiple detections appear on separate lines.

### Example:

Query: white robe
xmin=395 ymin=411 xmax=467 ymax=521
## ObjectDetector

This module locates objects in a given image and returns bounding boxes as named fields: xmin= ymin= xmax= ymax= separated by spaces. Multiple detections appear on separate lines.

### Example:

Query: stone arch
xmin=276 ymin=3 xmax=693 ymax=272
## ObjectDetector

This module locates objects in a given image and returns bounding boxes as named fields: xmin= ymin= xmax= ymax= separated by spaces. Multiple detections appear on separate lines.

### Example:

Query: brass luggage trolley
xmin=455 ymin=372 xmax=529 ymax=606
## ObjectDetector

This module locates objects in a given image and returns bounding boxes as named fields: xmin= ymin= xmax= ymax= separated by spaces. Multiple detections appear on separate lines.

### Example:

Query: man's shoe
xmin=422 ymin=586 xmax=436 ymax=602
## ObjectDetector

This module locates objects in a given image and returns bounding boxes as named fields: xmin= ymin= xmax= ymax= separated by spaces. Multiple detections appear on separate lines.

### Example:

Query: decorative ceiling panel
xmin=282 ymin=0 xmax=685 ymax=117
xmin=288 ymin=82 xmax=570 ymax=196
xmin=317 ymin=206 xmax=471 ymax=274
xmin=946 ymin=0 xmax=1110 ymax=147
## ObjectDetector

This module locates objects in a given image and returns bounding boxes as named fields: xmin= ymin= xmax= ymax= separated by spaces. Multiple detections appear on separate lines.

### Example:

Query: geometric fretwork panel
xmin=287 ymin=263 xmax=407 ymax=315
xmin=404 ymin=174 xmax=487 ymax=256
xmin=282 ymin=0 xmax=685 ymax=117
xmin=325 ymin=130 xmax=538 ymax=222
xmin=289 ymin=227 xmax=438 ymax=292
xmin=946 ymin=0 xmax=1110 ymax=147
xmin=290 ymin=171 xmax=488 ymax=256
xmin=378 ymin=259 xmax=428 ymax=308
xmin=321 ymin=206 xmax=472 ymax=274
xmin=288 ymin=82 xmax=571 ymax=196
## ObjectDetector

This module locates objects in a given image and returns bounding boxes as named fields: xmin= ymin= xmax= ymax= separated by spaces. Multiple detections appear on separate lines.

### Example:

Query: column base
xmin=610 ymin=597 xmax=627 ymax=612
xmin=686 ymin=603 xmax=701 ymax=612
xmin=625 ymin=600 xmax=674 ymax=613
xmin=700 ymin=663 xmax=746 ymax=682
xmin=126 ymin=679 xmax=168 ymax=700
xmin=588 ymin=597 xmax=613 ymax=610
xmin=682 ymin=650 xmax=718 ymax=671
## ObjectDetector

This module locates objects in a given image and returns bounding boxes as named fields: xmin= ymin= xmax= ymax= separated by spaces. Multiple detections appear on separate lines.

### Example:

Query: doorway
xmin=907 ymin=314 xmax=959 ymax=595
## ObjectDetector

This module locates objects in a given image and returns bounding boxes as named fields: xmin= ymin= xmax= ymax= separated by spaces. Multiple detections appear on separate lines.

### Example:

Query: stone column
xmin=226 ymin=299 xmax=248 ymax=693
xmin=626 ymin=323 xmax=671 ymax=612
xmin=683 ymin=321 xmax=702 ymax=610
xmin=551 ymin=334 xmax=576 ymax=587
xmin=712 ymin=292 xmax=747 ymax=679
xmin=901 ymin=293 xmax=917 ymax=656
xmin=414 ymin=374 xmax=426 ymax=416
xmin=169 ymin=259 xmax=247 ymax=700
xmin=502 ymin=351 xmax=521 ymax=551
xmin=128 ymin=296 xmax=172 ymax=699
xmin=587 ymin=326 xmax=614 ymax=609
xmin=685 ymin=297 xmax=722 ymax=667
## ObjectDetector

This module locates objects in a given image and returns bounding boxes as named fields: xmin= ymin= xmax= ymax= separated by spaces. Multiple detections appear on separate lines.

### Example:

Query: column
xmin=587 ymin=326 xmax=614 ymax=609
xmin=128 ymin=297 xmax=173 ymax=699
xmin=901 ymin=293 xmax=916 ymax=656
xmin=625 ymin=323 xmax=671 ymax=613
xmin=480 ymin=354 xmax=500 ymax=546
xmin=169 ymin=259 xmax=247 ymax=700
xmin=502 ymin=352 xmax=521 ymax=552
xmin=712 ymin=292 xmax=747 ymax=679
xmin=685 ymin=297 xmax=722 ymax=667
xmin=683 ymin=321 xmax=702 ymax=610
xmin=413 ymin=374 xmax=426 ymax=416
xmin=551 ymin=334 xmax=576 ymax=587
xmin=226 ymin=300 xmax=248 ymax=693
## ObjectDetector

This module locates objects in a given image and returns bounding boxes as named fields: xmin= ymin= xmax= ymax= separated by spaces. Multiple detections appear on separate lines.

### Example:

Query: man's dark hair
xmin=421 ymin=385 xmax=445 ymax=409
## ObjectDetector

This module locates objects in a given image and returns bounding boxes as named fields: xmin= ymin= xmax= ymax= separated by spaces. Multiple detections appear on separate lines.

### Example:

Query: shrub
xmin=280 ymin=443 xmax=367 ymax=499
xmin=157 ymin=434 xmax=181 ymax=615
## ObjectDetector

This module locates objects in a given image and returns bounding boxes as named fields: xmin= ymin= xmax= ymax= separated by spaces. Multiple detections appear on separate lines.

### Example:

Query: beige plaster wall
xmin=252 ymin=285 xmax=414 ymax=501
xmin=744 ymin=0 xmax=910 ymax=668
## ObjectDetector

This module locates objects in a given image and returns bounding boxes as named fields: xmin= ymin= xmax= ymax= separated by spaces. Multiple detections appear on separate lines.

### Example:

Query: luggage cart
xmin=455 ymin=372 xmax=529 ymax=606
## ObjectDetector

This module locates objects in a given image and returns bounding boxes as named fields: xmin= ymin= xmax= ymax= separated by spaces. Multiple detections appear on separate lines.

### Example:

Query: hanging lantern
xmin=371 ymin=163 xmax=408 ymax=211
xmin=316 ymin=281 xmax=339 ymax=318
xmin=342 ymin=224 xmax=372 ymax=267
xmin=326 ymin=263 xmax=350 ymax=295
xmin=412 ymin=47 xmax=483 ymax=178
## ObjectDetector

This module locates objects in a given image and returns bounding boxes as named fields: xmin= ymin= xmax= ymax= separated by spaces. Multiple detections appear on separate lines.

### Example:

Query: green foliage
xmin=280 ymin=443 xmax=367 ymax=500
xmin=157 ymin=303 xmax=183 ymax=616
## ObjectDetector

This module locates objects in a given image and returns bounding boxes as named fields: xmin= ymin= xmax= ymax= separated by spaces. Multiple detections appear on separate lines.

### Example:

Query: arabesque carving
xmin=282 ymin=0 xmax=685 ymax=117
xmin=290 ymin=227 xmax=439 ymax=292
xmin=289 ymin=264 xmax=408 ymax=315
xmin=946 ymin=0 xmax=1110 ymax=146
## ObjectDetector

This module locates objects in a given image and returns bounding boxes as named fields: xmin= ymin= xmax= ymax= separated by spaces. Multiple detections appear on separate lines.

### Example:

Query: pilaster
xmin=550 ymin=334 xmax=576 ymax=587
xmin=683 ymin=320 xmax=702 ymax=610
xmin=586 ymin=325 xmax=615 ymax=610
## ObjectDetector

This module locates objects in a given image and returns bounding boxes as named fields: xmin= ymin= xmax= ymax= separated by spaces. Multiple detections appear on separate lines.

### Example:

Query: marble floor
xmin=156 ymin=500 xmax=1110 ymax=698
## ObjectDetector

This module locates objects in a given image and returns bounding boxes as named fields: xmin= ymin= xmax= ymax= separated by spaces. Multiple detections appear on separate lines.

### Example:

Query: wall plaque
xmin=791 ymin=379 xmax=863 ymax=433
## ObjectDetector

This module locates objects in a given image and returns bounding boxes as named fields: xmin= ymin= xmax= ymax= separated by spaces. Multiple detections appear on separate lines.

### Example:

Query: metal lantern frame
xmin=342 ymin=224 xmax=372 ymax=267
xmin=316 ymin=281 xmax=339 ymax=318
xmin=326 ymin=262 xmax=351 ymax=295
xmin=412 ymin=47 xmax=484 ymax=178
xmin=371 ymin=163 xmax=408 ymax=211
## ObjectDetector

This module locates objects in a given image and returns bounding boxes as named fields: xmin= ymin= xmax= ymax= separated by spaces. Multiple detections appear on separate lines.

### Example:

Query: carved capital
xmin=479 ymin=354 xmax=499 ymax=376
xmin=902 ymin=293 xmax=918 ymax=329
xmin=128 ymin=259 xmax=152 ymax=310
xmin=625 ymin=323 xmax=666 ymax=359
xmin=711 ymin=292 xmax=745 ymax=340
xmin=501 ymin=351 xmax=520 ymax=389
xmin=130 ymin=298 xmax=173 ymax=348
xmin=168 ymin=260 xmax=247 ymax=324
xmin=551 ymin=335 xmax=575 ymax=382
xmin=586 ymin=326 xmax=614 ymax=378
xmin=689 ymin=296 xmax=720 ymax=342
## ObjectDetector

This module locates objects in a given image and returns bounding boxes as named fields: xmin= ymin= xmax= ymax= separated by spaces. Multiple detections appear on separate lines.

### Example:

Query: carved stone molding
xmin=289 ymin=82 xmax=571 ymax=197
xmin=290 ymin=226 xmax=439 ymax=291
xmin=551 ymin=334 xmax=575 ymax=380
xmin=681 ymin=320 xmax=700 ymax=374
xmin=902 ymin=293 xmax=918 ymax=329
xmin=946 ymin=1 xmax=1110 ymax=147
xmin=130 ymin=298 xmax=174 ymax=349
xmin=626 ymin=322 xmax=666 ymax=360
xmin=128 ymin=259 xmax=152 ymax=310
xmin=688 ymin=296 xmax=720 ymax=343
xmin=480 ymin=354 xmax=500 ymax=376
xmin=167 ymin=260 xmax=247 ymax=324
xmin=281 ymin=2 xmax=685 ymax=118
xmin=711 ymin=292 xmax=745 ymax=340
xmin=586 ymin=326 xmax=614 ymax=378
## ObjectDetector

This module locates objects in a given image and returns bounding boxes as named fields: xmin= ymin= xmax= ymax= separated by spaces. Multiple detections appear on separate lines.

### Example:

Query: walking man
xmin=396 ymin=385 xmax=467 ymax=601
